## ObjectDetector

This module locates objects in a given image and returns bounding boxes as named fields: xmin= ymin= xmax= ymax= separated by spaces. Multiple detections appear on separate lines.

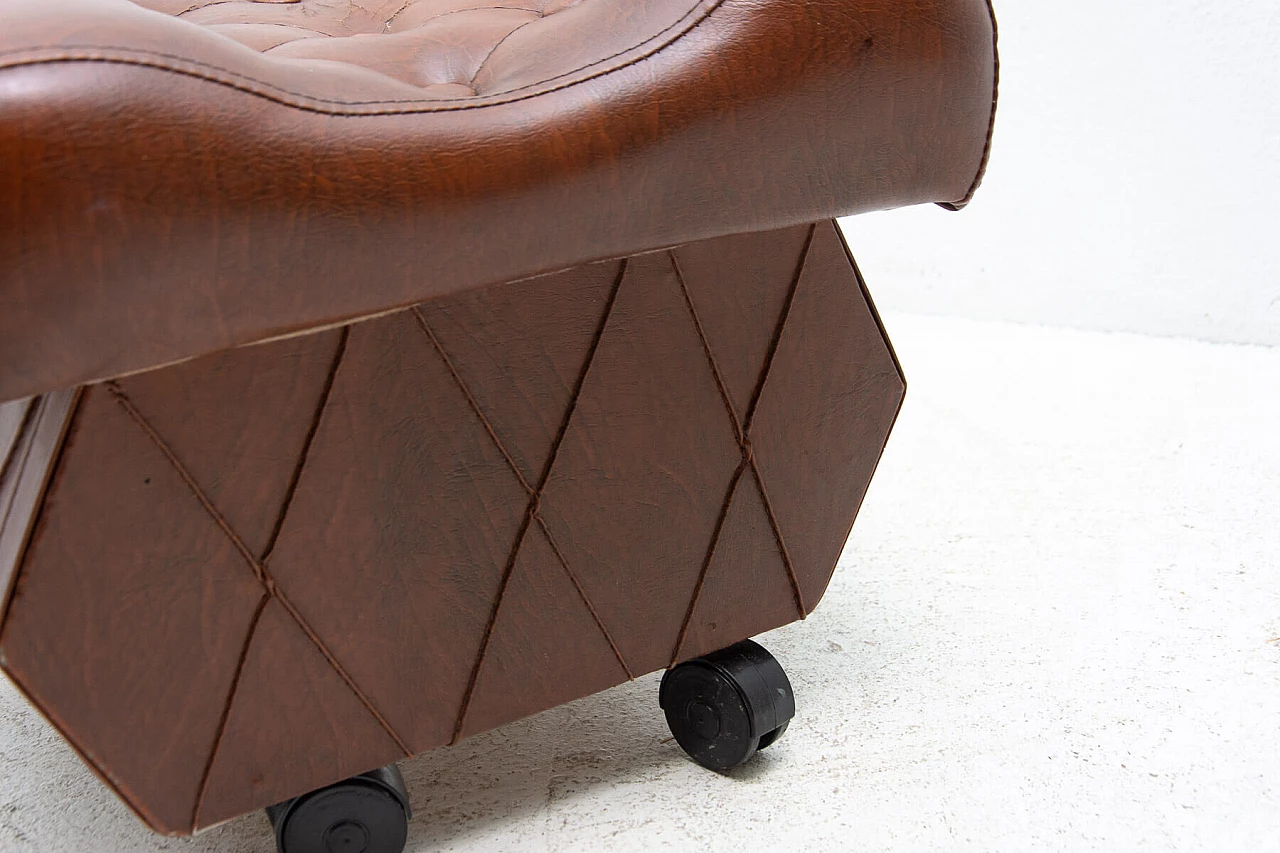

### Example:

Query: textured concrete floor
xmin=2 ymin=312 xmax=1277 ymax=852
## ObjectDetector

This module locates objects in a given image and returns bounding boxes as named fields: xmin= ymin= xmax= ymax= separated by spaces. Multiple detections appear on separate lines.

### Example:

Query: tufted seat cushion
xmin=0 ymin=0 xmax=997 ymax=402
xmin=145 ymin=0 xmax=707 ymax=99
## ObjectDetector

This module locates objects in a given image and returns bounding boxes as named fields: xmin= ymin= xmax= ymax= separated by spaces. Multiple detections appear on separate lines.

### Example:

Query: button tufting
xmin=130 ymin=0 xmax=681 ymax=96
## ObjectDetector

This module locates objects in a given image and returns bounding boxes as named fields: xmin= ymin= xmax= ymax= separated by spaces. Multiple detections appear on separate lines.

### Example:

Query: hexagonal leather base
xmin=0 ymin=220 xmax=904 ymax=834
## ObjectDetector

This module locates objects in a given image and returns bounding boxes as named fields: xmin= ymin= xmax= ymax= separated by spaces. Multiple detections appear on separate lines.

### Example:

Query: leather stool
xmin=0 ymin=0 xmax=997 ymax=848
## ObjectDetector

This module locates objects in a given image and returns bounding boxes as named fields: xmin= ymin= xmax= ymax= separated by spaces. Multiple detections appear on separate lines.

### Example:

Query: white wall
xmin=838 ymin=0 xmax=1280 ymax=346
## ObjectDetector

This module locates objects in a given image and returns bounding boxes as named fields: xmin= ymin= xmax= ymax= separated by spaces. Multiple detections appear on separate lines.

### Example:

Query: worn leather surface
xmin=0 ymin=0 xmax=996 ymax=402
xmin=0 ymin=221 xmax=904 ymax=834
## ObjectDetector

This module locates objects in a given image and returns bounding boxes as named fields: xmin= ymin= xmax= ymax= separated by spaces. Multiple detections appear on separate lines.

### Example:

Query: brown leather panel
xmin=0 ymin=392 xmax=77 ymax=619
xmin=676 ymin=476 xmax=799 ymax=662
xmin=0 ymin=222 xmax=906 ymax=833
xmin=0 ymin=386 xmax=266 ymax=834
xmin=265 ymin=311 xmax=528 ymax=753
xmin=459 ymin=524 xmax=628 ymax=739
xmin=749 ymin=223 xmax=905 ymax=612
xmin=422 ymin=259 xmax=621 ymax=486
xmin=673 ymin=225 xmax=811 ymax=422
xmin=114 ymin=331 xmax=344 ymax=557
xmin=536 ymin=251 xmax=741 ymax=676
xmin=0 ymin=0 xmax=996 ymax=401
xmin=194 ymin=597 xmax=405 ymax=830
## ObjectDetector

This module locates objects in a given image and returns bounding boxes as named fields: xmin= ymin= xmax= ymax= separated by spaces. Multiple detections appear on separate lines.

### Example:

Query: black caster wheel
xmin=266 ymin=764 xmax=410 ymax=853
xmin=659 ymin=638 xmax=795 ymax=772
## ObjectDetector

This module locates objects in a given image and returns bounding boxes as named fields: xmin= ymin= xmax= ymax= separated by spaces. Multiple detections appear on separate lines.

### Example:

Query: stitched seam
xmin=0 ymin=0 xmax=721 ymax=115
xmin=174 ymin=0 xmax=298 ymax=17
xmin=669 ymin=224 xmax=814 ymax=644
xmin=670 ymin=252 xmax=746 ymax=444
xmin=259 ymin=36 xmax=314 ymax=53
xmin=271 ymin=591 xmax=412 ymax=754
xmin=744 ymin=224 xmax=815 ymax=430
xmin=105 ymin=380 xmax=413 ymax=758
xmin=260 ymin=326 xmax=349 ymax=564
xmin=411 ymin=307 xmax=631 ymax=678
xmin=412 ymin=308 xmax=534 ymax=494
xmin=174 ymin=0 xmax=208 ymax=16
xmin=666 ymin=250 xmax=736 ymax=664
xmin=380 ymin=0 xmax=416 ymax=29
xmin=740 ymin=225 xmax=816 ymax=616
xmin=536 ymin=518 xmax=632 ymax=678
xmin=749 ymin=462 xmax=804 ymax=614
xmin=840 ymin=223 xmax=905 ymax=384
xmin=0 ymin=49 xmax=460 ymax=107
xmin=943 ymin=0 xmax=998 ymax=209
xmin=333 ymin=0 xmax=712 ymax=98
xmin=664 ymin=250 xmax=754 ymax=664
xmin=106 ymin=382 xmax=263 ymax=581
xmin=466 ymin=12 xmax=543 ymax=90
xmin=666 ymin=232 xmax=814 ymax=663
xmin=669 ymin=460 xmax=745 ymax=666
xmin=380 ymin=4 xmax=540 ymax=33
xmin=409 ymin=308 xmax=545 ymax=732
xmin=446 ymin=257 xmax=626 ymax=743
xmin=0 ymin=666 xmax=164 ymax=832
xmin=532 ymin=257 xmax=626 ymax=494
xmin=225 ymin=22 xmax=330 ymax=36
xmin=450 ymin=497 xmax=536 ymax=745
xmin=251 ymin=26 xmax=334 ymax=53
xmin=189 ymin=591 xmax=270 ymax=831
xmin=215 ymin=21 xmax=328 ymax=31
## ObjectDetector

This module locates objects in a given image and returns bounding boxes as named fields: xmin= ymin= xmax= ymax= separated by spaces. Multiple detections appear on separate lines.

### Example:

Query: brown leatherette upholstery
xmin=0 ymin=221 xmax=905 ymax=834
xmin=0 ymin=0 xmax=997 ymax=402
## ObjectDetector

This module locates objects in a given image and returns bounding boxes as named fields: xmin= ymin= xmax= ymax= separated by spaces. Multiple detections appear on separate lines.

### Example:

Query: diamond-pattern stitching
xmin=744 ymin=221 xmax=906 ymax=612
xmin=528 ymin=251 xmax=744 ymax=676
xmin=409 ymin=261 xmax=632 ymax=741
xmin=0 ymin=220 xmax=906 ymax=833
xmin=99 ymin=340 xmax=415 ymax=831
xmin=665 ymin=229 xmax=813 ymax=664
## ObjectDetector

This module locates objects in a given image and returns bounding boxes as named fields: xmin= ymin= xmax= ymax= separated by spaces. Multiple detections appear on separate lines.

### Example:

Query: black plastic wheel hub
xmin=324 ymin=818 xmax=369 ymax=852
xmin=267 ymin=765 xmax=410 ymax=853
xmin=659 ymin=638 xmax=795 ymax=772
